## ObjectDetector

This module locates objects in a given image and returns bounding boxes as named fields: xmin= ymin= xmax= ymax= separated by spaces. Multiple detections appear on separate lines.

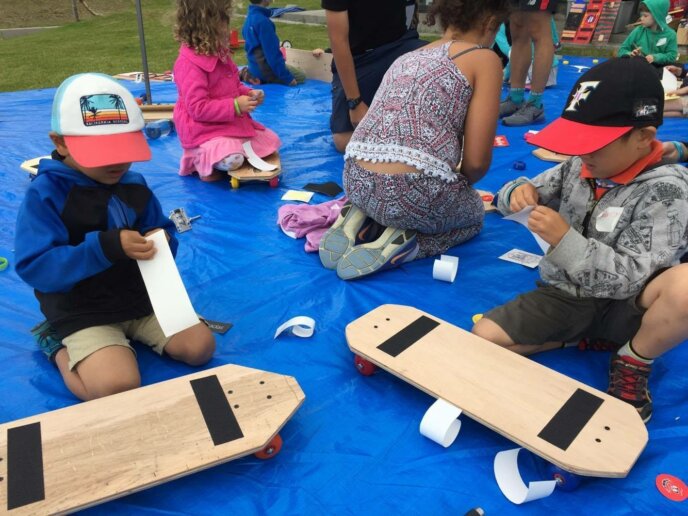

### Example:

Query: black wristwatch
xmin=347 ymin=96 xmax=363 ymax=110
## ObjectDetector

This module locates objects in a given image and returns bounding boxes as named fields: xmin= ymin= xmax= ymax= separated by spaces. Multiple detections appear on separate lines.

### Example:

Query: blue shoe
xmin=319 ymin=202 xmax=369 ymax=269
xmin=31 ymin=320 xmax=64 ymax=364
xmin=336 ymin=227 xmax=418 ymax=280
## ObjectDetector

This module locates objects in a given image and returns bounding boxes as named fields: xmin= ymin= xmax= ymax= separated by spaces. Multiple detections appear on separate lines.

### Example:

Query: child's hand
xmin=121 ymin=230 xmax=156 ymax=260
xmin=237 ymin=95 xmax=258 ymax=113
xmin=249 ymin=89 xmax=265 ymax=105
xmin=631 ymin=47 xmax=644 ymax=57
xmin=509 ymin=183 xmax=539 ymax=212
xmin=646 ymin=55 xmax=654 ymax=64
xmin=667 ymin=65 xmax=683 ymax=77
xmin=527 ymin=206 xmax=570 ymax=247
xmin=312 ymin=48 xmax=325 ymax=57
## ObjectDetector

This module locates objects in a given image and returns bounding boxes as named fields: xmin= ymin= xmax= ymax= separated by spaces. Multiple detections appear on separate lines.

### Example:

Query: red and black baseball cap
xmin=528 ymin=57 xmax=664 ymax=156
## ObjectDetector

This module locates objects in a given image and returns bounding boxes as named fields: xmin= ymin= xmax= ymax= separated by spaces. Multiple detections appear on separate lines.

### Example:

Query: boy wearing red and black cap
xmin=15 ymin=73 xmax=215 ymax=402
xmin=473 ymin=57 xmax=688 ymax=423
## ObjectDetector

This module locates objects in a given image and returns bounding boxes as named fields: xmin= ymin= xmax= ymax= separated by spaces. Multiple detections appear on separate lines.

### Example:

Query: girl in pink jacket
xmin=173 ymin=0 xmax=281 ymax=181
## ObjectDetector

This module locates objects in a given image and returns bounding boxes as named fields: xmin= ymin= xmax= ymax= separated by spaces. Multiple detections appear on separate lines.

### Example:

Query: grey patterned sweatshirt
xmin=496 ymin=156 xmax=688 ymax=299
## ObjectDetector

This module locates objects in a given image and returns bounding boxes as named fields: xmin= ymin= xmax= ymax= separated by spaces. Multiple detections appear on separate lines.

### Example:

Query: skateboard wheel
xmin=230 ymin=176 xmax=240 ymax=189
xmin=354 ymin=355 xmax=376 ymax=376
xmin=547 ymin=464 xmax=581 ymax=491
xmin=269 ymin=176 xmax=279 ymax=188
xmin=471 ymin=314 xmax=483 ymax=324
xmin=255 ymin=434 xmax=283 ymax=459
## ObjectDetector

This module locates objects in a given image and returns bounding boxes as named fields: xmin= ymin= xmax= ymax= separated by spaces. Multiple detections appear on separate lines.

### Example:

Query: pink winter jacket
xmin=173 ymin=45 xmax=265 ymax=149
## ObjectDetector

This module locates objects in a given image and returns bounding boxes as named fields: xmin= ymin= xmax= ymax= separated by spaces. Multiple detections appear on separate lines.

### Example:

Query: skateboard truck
xmin=169 ymin=208 xmax=200 ymax=233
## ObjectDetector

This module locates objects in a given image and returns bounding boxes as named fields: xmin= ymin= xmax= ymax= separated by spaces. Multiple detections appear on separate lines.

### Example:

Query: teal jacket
xmin=618 ymin=0 xmax=677 ymax=65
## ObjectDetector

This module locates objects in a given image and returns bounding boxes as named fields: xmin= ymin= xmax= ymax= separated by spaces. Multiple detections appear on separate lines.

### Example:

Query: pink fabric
xmin=179 ymin=129 xmax=281 ymax=177
xmin=277 ymin=197 xmax=347 ymax=252
xmin=173 ymin=45 xmax=267 ymax=149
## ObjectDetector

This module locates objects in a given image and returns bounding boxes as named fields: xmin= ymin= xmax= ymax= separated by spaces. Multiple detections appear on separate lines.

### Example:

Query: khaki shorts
xmin=62 ymin=314 xmax=170 ymax=370
xmin=483 ymin=283 xmax=645 ymax=346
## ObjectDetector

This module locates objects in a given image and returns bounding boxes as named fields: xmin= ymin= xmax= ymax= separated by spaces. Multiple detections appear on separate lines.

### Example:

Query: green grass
xmin=0 ymin=1 xmax=329 ymax=92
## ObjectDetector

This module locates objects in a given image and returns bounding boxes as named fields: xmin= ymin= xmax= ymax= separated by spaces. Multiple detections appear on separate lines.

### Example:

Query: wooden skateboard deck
xmin=346 ymin=305 xmax=648 ymax=478
xmin=114 ymin=72 xmax=173 ymax=83
xmin=228 ymin=152 xmax=281 ymax=188
xmin=20 ymin=156 xmax=50 ymax=176
xmin=532 ymin=147 xmax=569 ymax=163
xmin=140 ymin=103 xmax=175 ymax=122
xmin=285 ymin=48 xmax=333 ymax=83
xmin=0 ymin=364 xmax=304 ymax=515
xmin=477 ymin=190 xmax=497 ymax=213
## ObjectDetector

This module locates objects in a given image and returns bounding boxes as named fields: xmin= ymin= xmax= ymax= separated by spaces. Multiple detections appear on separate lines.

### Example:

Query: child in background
xmin=15 ymin=73 xmax=215 ymax=401
xmin=173 ymin=0 xmax=281 ymax=181
xmin=663 ymin=63 xmax=688 ymax=117
xmin=242 ymin=0 xmax=305 ymax=86
xmin=319 ymin=0 xmax=509 ymax=280
xmin=473 ymin=58 xmax=688 ymax=422
xmin=618 ymin=0 xmax=678 ymax=73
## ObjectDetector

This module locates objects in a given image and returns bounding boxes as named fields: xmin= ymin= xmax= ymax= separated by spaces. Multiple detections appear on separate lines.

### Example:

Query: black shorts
xmin=512 ymin=0 xmax=559 ymax=13
xmin=330 ymin=29 xmax=426 ymax=134
xmin=483 ymin=283 xmax=645 ymax=346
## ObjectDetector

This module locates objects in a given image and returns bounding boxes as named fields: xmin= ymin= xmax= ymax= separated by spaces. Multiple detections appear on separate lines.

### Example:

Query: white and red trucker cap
xmin=51 ymin=73 xmax=151 ymax=167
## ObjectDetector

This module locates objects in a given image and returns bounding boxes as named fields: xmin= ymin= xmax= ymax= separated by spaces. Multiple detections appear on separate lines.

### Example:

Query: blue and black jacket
xmin=15 ymin=153 xmax=178 ymax=339
xmin=242 ymin=4 xmax=294 ymax=85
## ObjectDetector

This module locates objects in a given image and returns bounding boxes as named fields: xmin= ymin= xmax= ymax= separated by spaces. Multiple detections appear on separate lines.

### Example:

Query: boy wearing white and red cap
xmin=473 ymin=57 xmax=688 ymax=423
xmin=15 ymin=73 xmax=215 ymax=401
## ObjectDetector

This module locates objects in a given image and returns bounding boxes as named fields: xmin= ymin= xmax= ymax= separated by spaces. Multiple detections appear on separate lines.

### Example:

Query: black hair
xmin=249 ymin=0 xmax=263 ymax=4
xmin=426 ymin=0 xmax=511 ymax=32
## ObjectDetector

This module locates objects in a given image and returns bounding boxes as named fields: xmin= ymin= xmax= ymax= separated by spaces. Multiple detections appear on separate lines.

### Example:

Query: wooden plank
xmin=346 ymin=305 xmax=648 ymax=477
xmin=0 ymin=364 xmax=304 ymax=515
xmin=285 ymin=48 xmax=333 ymax=83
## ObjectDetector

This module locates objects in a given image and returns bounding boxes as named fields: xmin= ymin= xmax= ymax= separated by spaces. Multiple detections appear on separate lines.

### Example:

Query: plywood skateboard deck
xmin=139 ymin=103 xmax=175 ymax=122
xmin=285 ymin=48 xmax=333 ymax=82
xmin=20 ymin=156 xmax=50 ymax=176
xmin=228 ymin=152 xmax=281 ymax=188
xmin=532 ymin=148 xmax=569 ymax=163
xmin=114 ymin=72 xmax=173 ymax=83
xmin=0 ymin=364 xmax=304 ymax=515
xmin=477 ymin=190 xmax=497 ymax=213
xmin=346 ymin=305 xmax=647 ymax=478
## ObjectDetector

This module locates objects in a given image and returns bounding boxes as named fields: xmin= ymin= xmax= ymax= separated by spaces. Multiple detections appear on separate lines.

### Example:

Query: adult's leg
xmin=507 ymin=10 xmax=532 ymax=91
xmin=527 ymin=11 xmax=555 ymax=97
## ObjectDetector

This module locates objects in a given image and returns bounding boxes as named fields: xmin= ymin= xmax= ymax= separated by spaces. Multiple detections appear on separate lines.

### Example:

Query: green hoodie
xmin=618 ymin=0 xmax=678 ymax=65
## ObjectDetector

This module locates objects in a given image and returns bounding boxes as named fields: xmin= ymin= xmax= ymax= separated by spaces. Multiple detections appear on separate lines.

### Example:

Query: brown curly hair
xmin=427 ymin=0 xmax=511 ymax=32
xmin=174 ymin=0 xmax=233 ymax=56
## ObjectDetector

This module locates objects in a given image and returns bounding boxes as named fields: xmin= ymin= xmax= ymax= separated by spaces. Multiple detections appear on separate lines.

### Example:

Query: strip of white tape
xmin=432 ymin=255 xmax=459 ymax=283
xmin=243 ymin=141 xmax=278 ymax=171
xmin=494 ymin=448 xmax=557 ymax=504
xmin=419 ymin=399 xmax=462 ymax=448
xmin=137 ymin=230 xmax=199 ymax=337
xmin=274 ymin=316 xmax=316 ymax=339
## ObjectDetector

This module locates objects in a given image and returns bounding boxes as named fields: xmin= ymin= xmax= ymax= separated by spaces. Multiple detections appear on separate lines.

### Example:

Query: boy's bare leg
xmin=472 ymin=318 xmax=562 ymax=355
xmin=633 ymin=263 xmax=688 ymax=359
xmin=165 ymin=322 xmax=215 ymax=366
xmin=55 ymin=345 xmax=140 ymax=401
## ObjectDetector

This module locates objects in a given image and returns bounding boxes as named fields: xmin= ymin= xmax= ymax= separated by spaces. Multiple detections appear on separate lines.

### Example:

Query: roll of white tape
xmin=432 ymin=255 xmax=459 ymax=283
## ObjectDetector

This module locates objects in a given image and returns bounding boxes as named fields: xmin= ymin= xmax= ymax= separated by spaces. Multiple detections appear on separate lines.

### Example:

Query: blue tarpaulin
xmin=0 ymin=56 xmax=686 ymax=514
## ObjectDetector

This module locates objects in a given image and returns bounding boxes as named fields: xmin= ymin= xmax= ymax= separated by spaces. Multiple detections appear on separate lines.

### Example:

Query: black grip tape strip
xmin=191 ymin=375 xmax=244 ymax=446
xmin=7 ymin=422 xmax=45 ymax=510
xmin=538 ymin=388 xmax=604 ymax=450
xmin=377 ymin=316 xmax=440 ymax=357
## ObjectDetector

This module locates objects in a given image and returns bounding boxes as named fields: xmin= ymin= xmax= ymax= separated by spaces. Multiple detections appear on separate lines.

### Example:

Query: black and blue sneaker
xmin=31 ymin=320 xmax=64 ymax=364
xmin=336 ymin=227 xmax=418 ymax=280
xmin=319 ymin=202 xmax=369 ymax=269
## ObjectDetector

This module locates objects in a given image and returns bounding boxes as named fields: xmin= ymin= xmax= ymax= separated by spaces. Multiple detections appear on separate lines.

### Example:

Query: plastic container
xmin=144 ymin=119 xmax=173 ymax=139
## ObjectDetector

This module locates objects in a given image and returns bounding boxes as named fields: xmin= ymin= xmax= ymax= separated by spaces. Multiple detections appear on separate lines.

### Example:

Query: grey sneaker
xmin=499 ymin=98 xmax=522 ymax=118
xmin=336 ymin=227 xmax=418 ymax=280
xmin=319 ymin=202 xmax=368 ymax=269
xmin=502 ymin=102 xmax=545 ymax=126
